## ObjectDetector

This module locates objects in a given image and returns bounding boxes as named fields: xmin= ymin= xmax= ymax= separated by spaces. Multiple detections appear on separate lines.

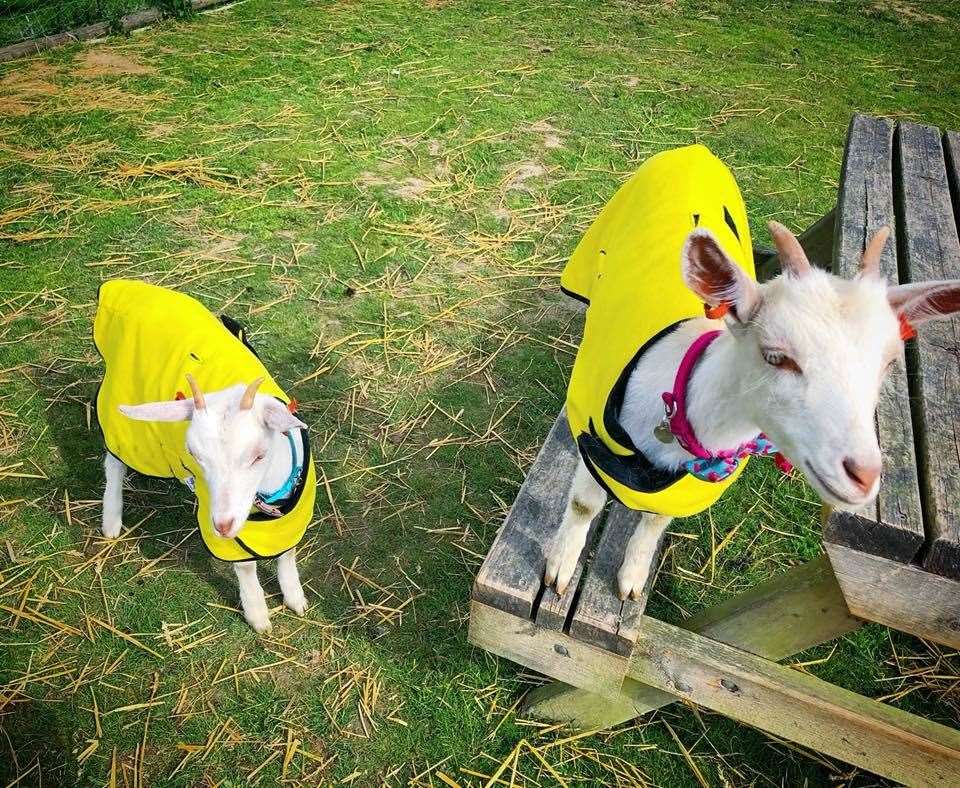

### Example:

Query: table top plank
xmin=824 ymin=114 xmax=925 ymax=562
xmin=472 ymin=411 xmax=581 ymax=617
xmin=535 ymin=509 xmax=603 ymax=632
xmin=568 ymin=504 xmax=663 ymax=655
xmin=898 ymin=122 xmax=960 ymax=579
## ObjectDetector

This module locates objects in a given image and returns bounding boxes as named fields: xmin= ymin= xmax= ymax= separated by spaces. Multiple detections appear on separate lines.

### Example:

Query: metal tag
xmin=654 ymin=418 xmax=675 ymax=444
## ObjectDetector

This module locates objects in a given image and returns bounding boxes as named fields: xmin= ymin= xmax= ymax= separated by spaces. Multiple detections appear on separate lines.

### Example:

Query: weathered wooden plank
xmin=0 ymin=1 xmax=238 ymax=64
xmin=534 ymin=510 xmax=602 ymax=632
xmin=827 ymin=543 xmax=960 ymax=648
xmin=473 ymin=412 xmax=580 ymax=617
xmin=945 ymin=131 xmax=960 ymax=231
xmin=468 ymin=600 xmax=628 ymax=698
xmin=524 ymin=556 xmax=862 ymax=729
xmin=567 ymin=504 xmax=661 ymax=655
xmin=629 ymin=615 xmax=960 ymax=787
xmin=823 ymin=113 xmax=925 ymax=563
xmin=896 ymin=121 xmax=960 ymax=579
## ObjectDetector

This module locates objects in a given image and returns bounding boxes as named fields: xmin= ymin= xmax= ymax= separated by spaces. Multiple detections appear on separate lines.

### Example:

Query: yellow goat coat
xmin=94 ymin=279 xmax=316 ymax=562
xmin=562 ymin=145 xmax=755 ymax=517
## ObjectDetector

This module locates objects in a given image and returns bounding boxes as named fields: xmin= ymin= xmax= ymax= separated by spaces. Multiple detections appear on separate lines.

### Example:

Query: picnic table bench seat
xmin=468 ymin=114 xmax=960 ymax=786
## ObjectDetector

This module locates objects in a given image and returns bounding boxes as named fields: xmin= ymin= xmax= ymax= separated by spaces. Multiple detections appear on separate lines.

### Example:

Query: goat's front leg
xmin=102 ymin=453 xmax=126 ymax=538
xmin=544 ymin=459 xmax=606 ymax=595
xmin=277 ymin=548 xmax=307 ymax=616
xmin=617 ymin=512 xmax=670 ymax=601
xmin=234 ymin=561 xmax=272 ymax=633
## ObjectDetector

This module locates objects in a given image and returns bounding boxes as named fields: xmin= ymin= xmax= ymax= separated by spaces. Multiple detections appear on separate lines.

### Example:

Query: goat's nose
xmin=842 ymin=458 xmax=880 ymax=495
xmin=214 ymin=518 xmax=234 ymax=537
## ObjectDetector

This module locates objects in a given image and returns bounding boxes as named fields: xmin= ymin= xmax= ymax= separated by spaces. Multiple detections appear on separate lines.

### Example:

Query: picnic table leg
xmin=523 ymin=554 xmax=861 ymax=729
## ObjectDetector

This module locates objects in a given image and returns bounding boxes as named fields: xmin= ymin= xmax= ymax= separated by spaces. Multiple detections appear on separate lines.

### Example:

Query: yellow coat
xmin=562 ymin=145 xmax=755 ymax=517
xmin=94 ymin=279 xmax=316 ymax=562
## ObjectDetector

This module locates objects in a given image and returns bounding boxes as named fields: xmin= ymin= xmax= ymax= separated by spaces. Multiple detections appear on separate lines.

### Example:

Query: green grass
xmin=1 ymin=0 xmax=959 ymax=785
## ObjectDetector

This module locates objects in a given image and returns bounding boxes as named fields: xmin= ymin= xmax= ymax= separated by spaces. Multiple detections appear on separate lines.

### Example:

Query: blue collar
xmin=255 ymin=432 xmax=303 ymax=514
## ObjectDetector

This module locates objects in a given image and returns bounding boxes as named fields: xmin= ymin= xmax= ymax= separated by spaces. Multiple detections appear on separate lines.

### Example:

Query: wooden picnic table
xmin=468 ymin=114 xmax=960 ymax=786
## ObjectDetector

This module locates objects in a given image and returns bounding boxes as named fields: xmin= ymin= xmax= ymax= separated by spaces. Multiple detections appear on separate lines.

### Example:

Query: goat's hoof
xmin=544 ymin=545 xmax=577 ymax=596
xmin=617 ymin=567 xmax=650 ymax=602
xmin=284 ymin=594 xmax=308 ymax=616
xmin=101 ymin=520 xmax=122 ymax=539
xmin=245 ymin=611 xmax=272 ymax=634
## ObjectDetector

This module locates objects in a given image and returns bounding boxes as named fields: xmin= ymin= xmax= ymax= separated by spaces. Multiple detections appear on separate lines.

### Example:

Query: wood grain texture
xmin=895 ymin=121 xmax=960 ymax=579
xmin=468 ymin=600 xmax=629 ymax=698
xmin=524 ymin=556 xmax=862 ymax=730
xmin=823 ymin=113 xmax=925 ymax=563
xmin=473 ymin=412 xmax=580 ymax=617
xmin=629 ymin=615 xmax=960 ymax=787
xmin=567 ymin=504 xmax=660 ymax=655
xmin=827 ymin=543 xmax=960 ymax=648
xmin=535 ymin=510 xmax=602 ymax=632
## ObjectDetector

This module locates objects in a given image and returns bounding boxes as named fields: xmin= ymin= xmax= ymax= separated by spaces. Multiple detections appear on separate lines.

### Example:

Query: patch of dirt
xmin=357 ymin=171 xmax=438 ymax=202
xmin=871 ymin=1 xmax=946 ymax=22
xmin=394 ymin=177 xmax=433 ymax=200
xmin=624 ymin=75 xmax=641 ymax=88
xmin=358 ymin=171 xmax=389 ymax=188
xmin=143 ymin=121 xmax=177 ymax=139
xmin=502 ymin=160 xmax=547 ymax=192
xmin=526 ymin=120 xmax=564 ymax=149
xmin=73 ymin=49 xmax=156 ymax=77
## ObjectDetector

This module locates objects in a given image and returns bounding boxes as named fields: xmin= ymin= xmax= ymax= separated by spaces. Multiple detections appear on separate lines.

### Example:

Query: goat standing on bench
xmin=546 ymin=145 xmax=960 ymax=599
xmin=94 ymin=279 xmax=317 ymax=633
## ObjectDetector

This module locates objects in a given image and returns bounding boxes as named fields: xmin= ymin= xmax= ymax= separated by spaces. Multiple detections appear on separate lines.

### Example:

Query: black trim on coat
xmin=560 ymin=284 xmax=591 ymax=306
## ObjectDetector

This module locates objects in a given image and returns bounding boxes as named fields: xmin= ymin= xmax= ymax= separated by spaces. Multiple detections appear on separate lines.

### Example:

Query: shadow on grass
xmin=0 ymin=698 xmax=75 ymax=787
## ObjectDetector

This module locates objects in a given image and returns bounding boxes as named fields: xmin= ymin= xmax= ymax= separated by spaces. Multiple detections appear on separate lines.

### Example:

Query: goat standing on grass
xmin=94 ymin=279 xmax=317 ymax=633
xmin=545 ymin=144 xmax=960 ymax=599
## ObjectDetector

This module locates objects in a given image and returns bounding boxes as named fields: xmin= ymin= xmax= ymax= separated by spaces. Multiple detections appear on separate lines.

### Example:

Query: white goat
xmin=546 ymin=222 xmax=960 ymax=599
xmin=95 ymin=279 xmax=315 ymax=634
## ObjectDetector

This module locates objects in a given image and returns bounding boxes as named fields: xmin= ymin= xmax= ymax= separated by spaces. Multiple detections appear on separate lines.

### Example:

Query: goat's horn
xmin=240 ymin=377 xmax=264 ymax=410
xmin=768 ymin=220 xmax=811 ymax=278
xmin=185 ymin=374 xmax=206 ymax=410
xmin=860 ymin=226 xmax=890 ymax=278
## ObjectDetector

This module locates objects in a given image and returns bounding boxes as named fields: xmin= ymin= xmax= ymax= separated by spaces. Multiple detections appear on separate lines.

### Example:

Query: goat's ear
xmin=887 ymin=280 xmax=960 ymax=328
xmin=682 ymin=228 xmax=758 ymax=323
xmin=261 ymin=399 xmax=308 ymax=433
xmin=119 ymin=399 xmax=194 ymax=422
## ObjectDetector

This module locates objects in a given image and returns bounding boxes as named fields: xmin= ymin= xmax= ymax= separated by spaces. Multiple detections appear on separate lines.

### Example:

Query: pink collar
xmin=660 ymin=330 xmax=793 ymax=475
xmin=661 ymin=330 xmax=723 ymax=458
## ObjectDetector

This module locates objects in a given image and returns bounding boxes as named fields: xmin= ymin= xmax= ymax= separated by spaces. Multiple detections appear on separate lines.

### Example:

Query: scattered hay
xmin=107 ymin=157 xmax=245 ymax=194
xmin=0 ymin=59 xmax=161 ymax=116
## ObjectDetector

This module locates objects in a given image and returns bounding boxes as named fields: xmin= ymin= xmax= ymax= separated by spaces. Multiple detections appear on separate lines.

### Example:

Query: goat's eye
xmin=762 ymin=349 xmax=802 ymax=374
